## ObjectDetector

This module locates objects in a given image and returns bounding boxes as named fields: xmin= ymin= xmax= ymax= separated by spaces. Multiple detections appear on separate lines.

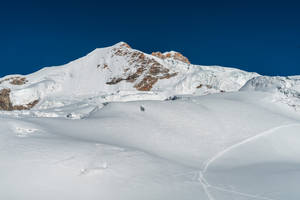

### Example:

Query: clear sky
xmin=0 ymin=0 xmax=299 ymax=77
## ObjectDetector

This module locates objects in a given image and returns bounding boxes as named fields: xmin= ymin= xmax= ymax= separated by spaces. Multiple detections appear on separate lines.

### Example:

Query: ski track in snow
xmin=198 ymin=123 xmax=300 ymax=200
xmin=4 ymin=112 xmax=300 ymax=200
xmin=208 ymin=185 xmax=276 ymax=200
xmin=198 ymin=171 xmax=277 ymax=200
xmin=18 ymin=118 xmax=299 ymax=200
xmin=198 ymin=171 xmax=276 ymax=200
xmin=198 ymin=171 xmax=216 ymax=200
xmin=202 ymin=123 xmax=300 ymax=173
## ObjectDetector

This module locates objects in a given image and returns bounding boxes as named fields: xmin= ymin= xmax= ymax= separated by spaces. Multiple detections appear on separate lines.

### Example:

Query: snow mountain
xmin=0 ymin=42 xmax=258 ymax=111
xmin=1 ymin=42 xmax=300 ymax=200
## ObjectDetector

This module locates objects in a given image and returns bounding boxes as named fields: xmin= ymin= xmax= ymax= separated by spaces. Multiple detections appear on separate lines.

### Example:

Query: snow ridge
xmin=0 ymin=42 xmax=258 ymax=110
xmin=241 ymin=76 xmax=300 ymax=110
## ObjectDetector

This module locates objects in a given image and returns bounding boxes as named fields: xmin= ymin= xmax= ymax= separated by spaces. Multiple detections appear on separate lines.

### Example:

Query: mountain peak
xmin=113 ymin=41 xmax=131 ymax=49
xmin=0 ymin=42 xmax=259 ymax=111
xmin=111 ymin=42 xmax=190 ymax=64
xmin=152 ymin=51 xmax=190 ymax=64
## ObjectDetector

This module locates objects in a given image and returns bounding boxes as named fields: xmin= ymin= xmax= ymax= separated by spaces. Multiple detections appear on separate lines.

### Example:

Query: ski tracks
xmin=203 ymin=123 xmax=300 ymax=173
xmin=199 ymin=123 xmax=300 ymax=200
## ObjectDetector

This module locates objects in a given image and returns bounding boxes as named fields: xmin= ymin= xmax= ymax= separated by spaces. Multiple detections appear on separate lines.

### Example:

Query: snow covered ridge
xmin=241 ymin=76 xmax=300 ymax=110
xmin=0 ymin=42 xmax=259 ymax=111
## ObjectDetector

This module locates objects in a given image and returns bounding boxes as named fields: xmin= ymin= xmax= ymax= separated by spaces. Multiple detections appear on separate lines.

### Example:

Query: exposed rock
xmin=120 ymin=42 xmax=131 ymax=49
xmin=151 ymin=52 xmax=165 ymax=59
xmin=0 ymin=89 xmax=12 ymax=110
xmin=12 ymin=100 xmax=39 ymax=110
xmin=170 ymin=52 xmax=190 ymax=64
xmin=102 ymin=64 xmax=109 ymax=69
xmin=106 ymin=46 xmax=179 ymax=91
xmin=97 ymin=64 xmax=109 ymax=70
xmin=152 ymin=51 xmax=190 ymax=64
xmin=0 ymin=76 xmax=28 ymax=85
xmin=0 ymin=88 xmax=39 ymax=111
xmin=10 ymin=77 xmax=27 ymax=85
xmin=106 ymin=77 xmax=123 ymax=85
xmin=196 ymin=84 xmax=203 ymax=89
xmin=159 ymin=72 xmax=178 ymax=79
xmin=134 ymin=76 xmax=158 ymax=91
xmin=196 ymin=84 xmax=213 ymax=89
xmin=165 ymin=96 xmax=180 ymax=101
xmin=125 ymin=66 xmax=145 ymax=82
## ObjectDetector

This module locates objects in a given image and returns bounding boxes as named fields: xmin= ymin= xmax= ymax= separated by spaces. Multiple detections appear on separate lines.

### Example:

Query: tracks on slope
xmin=21 ymin=116 xmax=300 ymax=200
xmin=200 ymin=123 xmax=300 ymax=200
xmin=202 ymin=123 xmax=300 ymax=173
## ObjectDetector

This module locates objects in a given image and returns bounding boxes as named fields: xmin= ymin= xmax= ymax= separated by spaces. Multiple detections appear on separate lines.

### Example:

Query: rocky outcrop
xmin=0 ymin=89 xmax=12 ymax=110
xmin=152 ymin=51 xmax=190 ymax=64
xmin=120 ymin=42 xmax=131 ymax=49
xmin=0 ymin=76 xmax=28 ymax=85
xmin=196 ymin=84 xmax=213 ymax=89
xmin=135 ymin=76 xmax=158 ymax=91
xmin=106 ymin=44 xmax=179 ymax=91
xmin=0 ymin=88 xmax=39 ymax=111
xmin=10 ymin=77 xmax=27 ymax=85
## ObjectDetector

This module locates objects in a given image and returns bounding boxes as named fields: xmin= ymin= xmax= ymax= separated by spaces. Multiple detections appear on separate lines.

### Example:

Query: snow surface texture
xmin=1 ymin=42 xmax=300 ymax=200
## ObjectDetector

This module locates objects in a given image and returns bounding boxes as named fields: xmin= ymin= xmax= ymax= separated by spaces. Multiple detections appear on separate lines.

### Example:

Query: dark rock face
xmin=0 ymin=89 xmax=13 ymax=110
xmin=10 ymin=77 xmax=27 ymax=85
xmin=0 ymin=77 xmax=28 ymax=85
xmin=105 ymin=45 xmax=179 ymax=91
xmin=0 ymin=88 xmax=39 ymax=111
xmin=151 ymin=51 xmax=190 ymax=64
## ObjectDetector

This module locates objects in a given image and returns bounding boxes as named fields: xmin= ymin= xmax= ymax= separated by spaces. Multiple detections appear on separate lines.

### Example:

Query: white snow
xmin=0 ymin=42 xmax=300 ymax=199
xmin=241 ymin=76 xmax=300 ymax=111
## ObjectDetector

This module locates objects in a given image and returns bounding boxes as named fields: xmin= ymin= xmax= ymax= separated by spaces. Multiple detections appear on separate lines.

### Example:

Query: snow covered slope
xmin=0 ymin=42 xmax=258 ymax=110
xmin=1 ymin=92 xmax=300 ymax=200
xmin=241 ymin=76 xmax=300 ymax=111
xmin=1 ymin=42 xmax=300 ymax=200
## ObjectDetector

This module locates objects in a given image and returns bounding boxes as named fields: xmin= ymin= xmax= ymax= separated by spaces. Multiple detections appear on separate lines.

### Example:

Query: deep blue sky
xmin=0 ymin=0 xmax=299 ymax=77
